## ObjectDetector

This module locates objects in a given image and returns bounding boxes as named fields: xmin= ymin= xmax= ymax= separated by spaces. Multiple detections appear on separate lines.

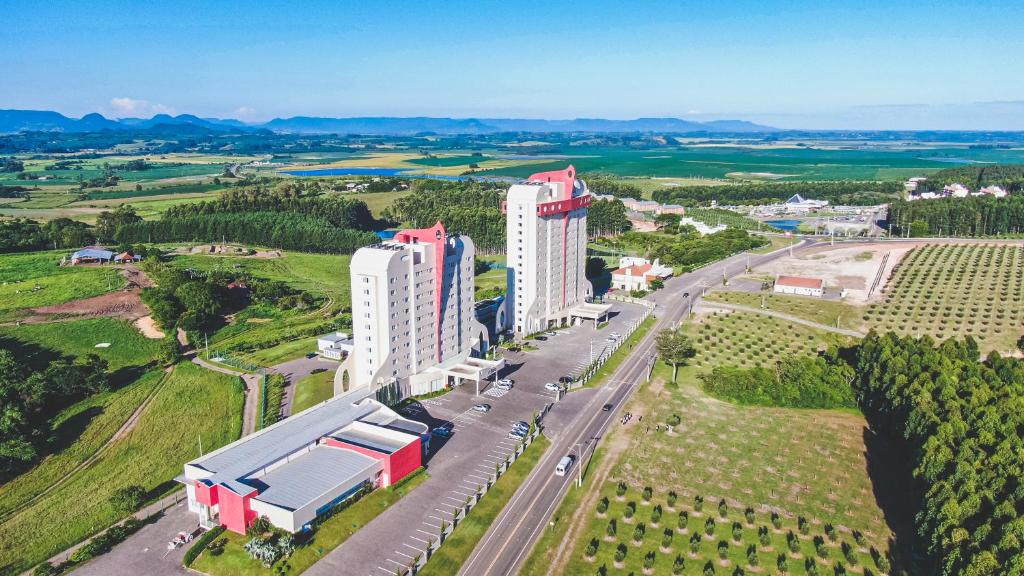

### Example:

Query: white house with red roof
xmin=611 ymin=257 xmax=673 ymax=292
xmin=773 ymin=275 xmax=824 ymax=297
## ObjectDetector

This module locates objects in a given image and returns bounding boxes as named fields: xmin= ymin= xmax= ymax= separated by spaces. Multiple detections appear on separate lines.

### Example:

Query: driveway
xmin=72 ymin=497 xmax=195 ymax=576
xmin=304 ymin=301 xmax=647 ymax=576
xmin=270 ymin=356 xmax=340 ymax=417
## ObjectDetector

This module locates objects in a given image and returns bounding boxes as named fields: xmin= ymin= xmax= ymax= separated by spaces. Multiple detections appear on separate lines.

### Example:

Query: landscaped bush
xmin=183 ymin=525 xmax=226 ymax=566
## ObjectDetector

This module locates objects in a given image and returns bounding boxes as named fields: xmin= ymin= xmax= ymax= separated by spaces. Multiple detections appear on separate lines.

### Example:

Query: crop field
xmin=477 ymin=145 xmax=1024 ymax=181
xmin=556 ymin=361 xmax=895 ymax=576
xmin=689 ymin=311 xmax=854 ymax=373
xmin=0 ymin=362 xmax=244 ymax=574
xmin=282 ymin=152 xmax=535 ymax=177
xmin=704 ymin=291 xmax=864 ymax=331
xmin=864 ymin=244 xmax=1024 ymax=353
xmin=0 ymin=317 xmax=164 ymax=371
xmin=0 ymin=251 xmax=126 ymax=320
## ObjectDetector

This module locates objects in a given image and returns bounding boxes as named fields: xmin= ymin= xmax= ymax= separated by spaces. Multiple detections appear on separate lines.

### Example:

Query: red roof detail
xmin=529 ymin=164 xmax=577 ymax=198
xmin=776 ymin=276 xmax=823 ymax=289
xmin=612 ymin=264 xmax=653 ymax=276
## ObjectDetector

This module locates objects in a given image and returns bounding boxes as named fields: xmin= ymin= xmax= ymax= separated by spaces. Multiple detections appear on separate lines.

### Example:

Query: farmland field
xmin=549 ymin=359 xmax=897 ymax=576
xmin=0 ymin=362 xmax=244 ymax=574
xmin=864 ymin=243 xmax=1024 ymax=353
xmin=704 ymin=291 xmax=864 ymax=331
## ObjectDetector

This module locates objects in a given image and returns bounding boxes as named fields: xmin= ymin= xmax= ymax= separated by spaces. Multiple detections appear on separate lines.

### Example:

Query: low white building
xmin=944 ymin=183 xmax=970 ymax=198
xmin=679 ymin=217 xmax=726 ymax=236
xmin=611 ymin=258 xmax=673 ymax=292
xmin=317 ymin=332 xmax=355 ymax=360
xmin=773 ymin=275 xmax=824 ymax=297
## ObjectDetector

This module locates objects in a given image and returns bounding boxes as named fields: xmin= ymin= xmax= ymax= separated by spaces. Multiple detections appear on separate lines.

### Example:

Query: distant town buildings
xmin=657 ymin=204 xmax=687 ymax=215
xmin=906 ymin=180 xmax=1009 ymax=201
xmin=773 ymin=275 xmax=824 ymax=297
xmin=620 ymin=198 xmax=660 ymax=212
xmin=337 ymin=221 xmax=498 ymax=398
xmin=503 ymin=165 xmax=610 ymax=334
xmin=750 ymin=194 xmax=830 ymax=217
xmin=611 ymin=257 xmax=673 ymax=292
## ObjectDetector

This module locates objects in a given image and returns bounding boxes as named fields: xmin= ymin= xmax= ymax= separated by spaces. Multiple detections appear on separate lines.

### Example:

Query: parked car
xmin=512 ymin=420 xmax=530 ymax=433
xmin=508 ymin=429 xmax=527 ymax=440
xmin=605 ymin=336 xmax=618 ymax=342
xmin=544 ymin=382 xmax=561 ymax=392
xmin=432 ymin=426 xmax=453 ymax=437
xmin=534 ymin=335 xmax=548 ymax=341
xmin=610 ymin=332 xmax=621 ymax=339
xmin=555 ymin=455 xmax=575 ymax=476
xmin=472 ymin=403 xmax=492 ymax=413
xmin=558 ymin=376 xmax=574 ymax=384
xmin=168 ymin=531 xmax=194 ymax=550
xmin=495 ymin=379 xmax=514 ymax=391
xmin=602 ymin=403 xmax=613 ymax=412
xmin=544 ymin=330 xmax=558 ymax=336
xmin=306 ymin=352 xmax=319 ymax=359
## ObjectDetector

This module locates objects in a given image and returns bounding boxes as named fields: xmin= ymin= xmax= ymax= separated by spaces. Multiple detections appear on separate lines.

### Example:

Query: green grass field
xmin=419 ymin=435 xmax=550 ymax=576
xmin=0 ymin=362 xmax=244 ymax=574
xmin=0 ymin=317 xmax=163 ymax=371
xmin=192 ymin=471 xmax=428 ymax=576
xmin=864 ymin=244 xmax=1024 ymax=353
xmin=704 ymin=291 xmax=864 ymax=331
xmin=474 ymin=255 xmax=507 ymax=296
xmin=292 ymin=369 xmax=336 ymax=413
xmin=554 ymin=362 xmax=893 ymax=576
xmin=0 ymin=252 xmax=124 ymax=321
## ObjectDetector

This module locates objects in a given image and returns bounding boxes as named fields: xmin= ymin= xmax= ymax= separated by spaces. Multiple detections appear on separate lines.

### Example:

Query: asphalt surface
xmin=271 ymin=355 xmax=340 ymax=417
xmin=458 ymin=239 xmax=813 ymax=576
xmin=304 ymin=302 xmax=648 ymax=576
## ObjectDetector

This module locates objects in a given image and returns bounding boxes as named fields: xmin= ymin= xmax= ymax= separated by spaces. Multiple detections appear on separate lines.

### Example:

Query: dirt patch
xmin=134 ymin=315 xmax=165 ymax=339
xmin=26 ymin=290 xmax=148 ymax=322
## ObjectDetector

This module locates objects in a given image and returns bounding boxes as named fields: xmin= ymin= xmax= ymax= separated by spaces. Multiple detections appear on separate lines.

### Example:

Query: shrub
xmin=694 ymin=495 xmax=704 ymax=512
xmin=806 ymin=558 xmax=819 ymax=576
xmin=798 ymin=516 xmax=809 ymax=535
xmin=108 ymin=485 xmax=146 ymax=515
xmin=597 ymin=497 xmax=609 ymax=514
xmin=771 ymin=511 xmax=782 ymax=530
xmin=787 ymin=531 xmax=800 ymax=553
xmin=777 ymin=554 xmax=789 ymax=573
xmin=183 ymin=526 xmax=226 ymax=566
xmin=644 ymin=550 xmax=656 ymax=569
xmin=718 ymin=499 xmax=728 ymax=518
xmin=704 ymin=560 xmax=717 ymax=576
xmin=814 ymin=536 xmax=829 ymax=559
xmin=673 ymin=554 xmax=686 ymax=574
xmin=718 ymin=540 xmax=729 ymax=559
xmin=842 ymin=542 xmax=858 ymax=565
xmin=624 ymin=502 xmax=636 ymax=519
xmin=642 ymin=486 xmax=653 ymax=502
xmin=690 ymin=532 xmax=702 ymax=553
xmin=651 ymin=505 xmax=663 ymax=524
xmin=758 ymin=526 xmax=770 ymax=546
xmin=585 ymin=539 xmax=599 ymax=559
xmin=744 ymin=507 xmax=755 ymax=525
xmin=678 ymin=510 xmax=689 ymax=531
xmin=616 ymin=482 xmax=628 ymax=497
xmin=606 ymin=519 xmax=617 ymax=537
xmin=667 ymin=491 xmax=678 ymax=507
xmin=662 ymin=528 xmax=674 ymax=548
xmin=825 ymin=523 xmax=837 ymax=542
xmin=747 ymin=544 xmax=759 ymax=566
xmin=732 ymin=522 xmax=742 ymax=542
xmin=615 ymin=544 xmax=628 ymax=563
xmin=704 ymin=517 xmax=716 ymax=536
xmin=633 ymin=523 xmax=646 ymax=542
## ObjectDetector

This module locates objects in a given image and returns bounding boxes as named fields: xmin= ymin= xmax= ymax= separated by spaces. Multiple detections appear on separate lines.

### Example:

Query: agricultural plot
xmin=864 ymin=244 xmax=1024 ymax=353
xmin=558 ymin=364 xmax=895 ymax=576
xmin=689 ymin=311 xmax=854 ymax=373
xmin=704 ymin=291 xmax=863 ymax=332
xmin=0 ymin=362 xmax=244 ymax=574
xmin=683 ymin=208 xmax=778 ymax=232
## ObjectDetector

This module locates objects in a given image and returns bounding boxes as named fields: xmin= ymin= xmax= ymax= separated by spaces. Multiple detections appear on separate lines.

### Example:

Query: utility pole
xmin=198 ymin=433 xmax=204 ymax=456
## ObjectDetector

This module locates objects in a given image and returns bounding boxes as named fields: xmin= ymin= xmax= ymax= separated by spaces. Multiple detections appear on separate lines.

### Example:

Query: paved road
xmin=305 ymin=303 xmax=648 ymax=576
xmin=697 ymin=300 xmax=866 ymax=338
xmin=459 ymin=239 xmax=813 ymax=576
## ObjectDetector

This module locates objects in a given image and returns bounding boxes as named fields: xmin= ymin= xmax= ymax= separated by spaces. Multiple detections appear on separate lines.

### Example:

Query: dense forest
xmin=383 ymin=179 xmax=507 ymax=253
xmin=0 ymin=345 xmax=110 ymax=480
xmin=605 ymin=228 xmax=768 ymax=270
xmin=888 ymin=196 xmax=1024 ymax=236
xmin=0 ymin=217 xmax=95 ymax=253
xmin=587 ymin=197 xmax=631 ymax=237
xmin=652 ymin=181 xmax=902 ymax=206
xmin=916 ymin=164 xmax=1024 ymax=193
xmin=699 ymin=351 xmax=856 ymax=408
xmin=854 ymin=332 xmax=1024 ymax=575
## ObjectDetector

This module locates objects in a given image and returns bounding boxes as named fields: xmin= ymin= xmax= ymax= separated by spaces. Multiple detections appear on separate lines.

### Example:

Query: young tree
xmin=656 ymin=329 xmax=696 ymax=383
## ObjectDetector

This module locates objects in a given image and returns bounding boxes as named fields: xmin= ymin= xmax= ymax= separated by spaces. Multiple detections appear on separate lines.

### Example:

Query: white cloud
xmin=106 ymin=97 xmax=175 ymax=118
xmin=234 ymin=106 xmax=258 ymax=120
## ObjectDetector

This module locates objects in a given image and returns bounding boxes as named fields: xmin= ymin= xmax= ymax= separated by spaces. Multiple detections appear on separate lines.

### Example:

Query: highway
xmin=459 ymin=238 xmax=815 ymax=576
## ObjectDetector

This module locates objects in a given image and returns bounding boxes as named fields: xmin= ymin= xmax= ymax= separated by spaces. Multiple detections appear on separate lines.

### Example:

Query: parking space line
xmin=385 ymin=558 xmax=405 ymax=567
xmin=467 ymin=473 xmax=489 ymax=481
xmin=376 ymin=566 xmax=395 ymax=574
xmin=402 ymin=542 xmax=422 ymax=552
xmin=395 ymin=550 xmax=414 ymax=559
xmin=416 ymin=528 xmax=435 ymax=536
xmin=428 ymin=514 xmax=443 ymax=521
xmin=410 ymin=535 xmax=429 ymax=544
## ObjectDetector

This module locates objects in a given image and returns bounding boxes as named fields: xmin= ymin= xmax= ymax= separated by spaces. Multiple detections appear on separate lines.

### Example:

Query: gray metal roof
xmin=252 ymin=446 xmax=381 ymax=510
xmin=190 ymin=392 xmax=379 ymax=492
xmin=331 ymin=426 xmax=409 ymax=455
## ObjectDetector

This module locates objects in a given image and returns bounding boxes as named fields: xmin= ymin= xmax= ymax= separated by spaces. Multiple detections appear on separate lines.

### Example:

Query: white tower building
xmin=338 ymin=221 xmax=497 ymax=397
xmin=504 ymin=165 xmax=607 ymax=334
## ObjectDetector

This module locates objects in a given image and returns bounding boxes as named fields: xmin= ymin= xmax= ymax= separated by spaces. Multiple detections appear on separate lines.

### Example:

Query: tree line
xmin=606 ymin=228 xmax=768 ymax=271
xmin=0 ymin=345 xmax=109 ymax=480
xmin=652 ymin=181 xmax=902 ymax=206
xmin=698 ymin=350 xmax=856 ymax=408
xmin=854 ymin=332 xmax=1024 ymax=575
xmin=916 ymin=164 xmax=1024 ymax=193
xmin=588 ymin=198 xmax=631 ymax=237
xmin=887 ymin=196 xmax=1024 ymax=237
xmin=383 ymin=179 xmax=507 ymax=253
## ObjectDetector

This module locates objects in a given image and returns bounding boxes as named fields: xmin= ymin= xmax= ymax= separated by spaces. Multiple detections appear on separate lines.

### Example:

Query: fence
xmin=207 ymin=350 xmax=263 ymax=373
xmin=572 ymin=303 xmax=655 ymax=389
xmin=393 ymin=428 xmax=543 ymax=575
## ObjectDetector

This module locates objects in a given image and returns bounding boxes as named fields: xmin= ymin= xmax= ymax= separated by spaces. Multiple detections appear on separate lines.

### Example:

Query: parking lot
xmin=305 ymin=300 xmax=647 ymax=576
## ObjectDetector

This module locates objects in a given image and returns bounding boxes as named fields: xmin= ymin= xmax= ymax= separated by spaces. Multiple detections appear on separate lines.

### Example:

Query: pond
xmin=763 ymin=219 xmax=802 ymax=231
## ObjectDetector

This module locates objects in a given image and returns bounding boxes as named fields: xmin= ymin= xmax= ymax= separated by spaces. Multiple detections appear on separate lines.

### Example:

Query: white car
xmin=544 ymin=382 xmax=561 ymax=392
xmin=495 ymin=378 xmax=514 ymax=390
xmin=472 ymin=403 xmax=492 ymax=413
xmin=544 ymin=330 xmax=558 ymax=336
xmin=610 ymin=332 xmax=621 ymax=339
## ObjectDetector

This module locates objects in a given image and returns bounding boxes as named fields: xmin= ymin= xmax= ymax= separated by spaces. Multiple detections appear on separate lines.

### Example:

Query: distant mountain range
xmin=0 ymin=109 xmax=780 ymax=135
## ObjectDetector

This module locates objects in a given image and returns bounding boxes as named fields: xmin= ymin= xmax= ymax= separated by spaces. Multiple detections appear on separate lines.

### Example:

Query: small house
xmin=773 ymin=275 xmax=824 ymax=297
xmin=70 ymin=247 xmax=114 ymax=265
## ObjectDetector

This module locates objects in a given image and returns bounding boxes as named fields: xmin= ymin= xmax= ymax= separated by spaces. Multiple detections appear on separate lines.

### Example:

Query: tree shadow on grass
xmin=861 ymin=424 xmax=923 ymax=574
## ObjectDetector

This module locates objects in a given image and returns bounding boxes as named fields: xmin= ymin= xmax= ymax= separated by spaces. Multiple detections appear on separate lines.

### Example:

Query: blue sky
xmin=3 ymin=0 xmax=1023 ymax=129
